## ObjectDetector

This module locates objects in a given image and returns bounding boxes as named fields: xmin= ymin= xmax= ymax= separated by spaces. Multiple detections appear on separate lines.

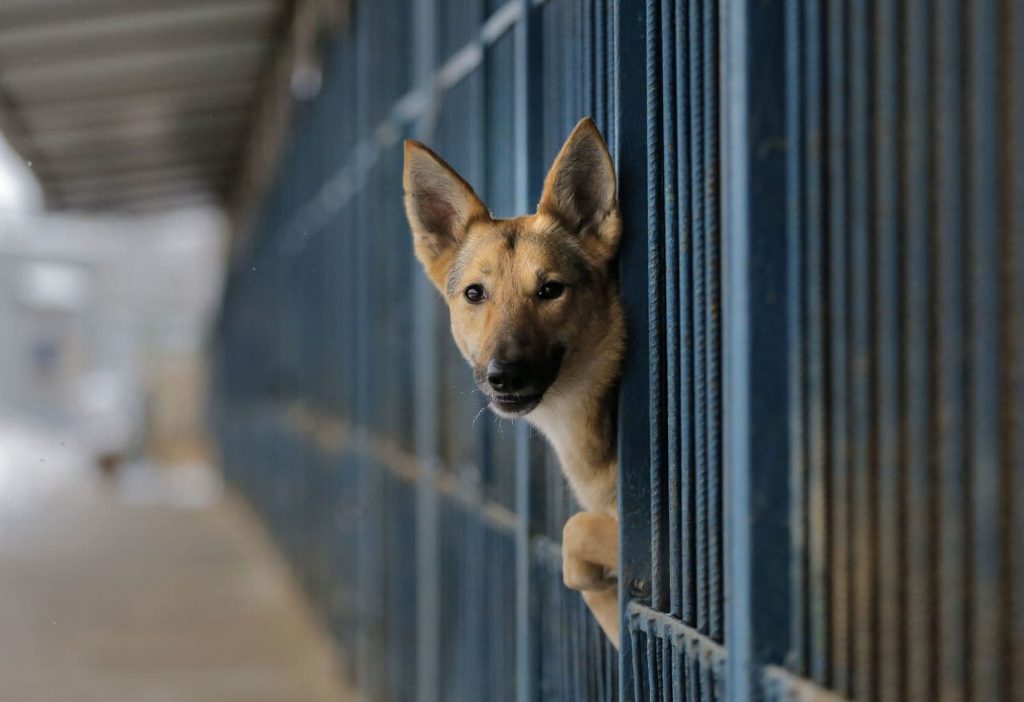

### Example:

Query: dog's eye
xmin=538 ymin=281 xmax=565 ymax=300
xmin=464 ymin=284 xmax=485 ymax=303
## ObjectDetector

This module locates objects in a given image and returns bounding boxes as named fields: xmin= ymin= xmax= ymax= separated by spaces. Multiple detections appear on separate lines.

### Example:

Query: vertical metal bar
xmin=645 ymin=620 xmax=658 ymax=698
xmin=689 ymin=0 xmax=709 ymax=637
xmin=675 ymin=0 xmax=696 ymax=629
xmin=582 ymin=0 xmax=593 ymax=117
xmin=723 ymin=0 xmax=792 ymax=699
xmin=934 ymin=1 xmax=969 ymax=699
xmin=699 ymin=645 xmax=712 ymax=702
xmin=559 ymin=578 xmax=571 ymax=701
xmin=630 ymin=625 xmax=644 ymax=702
xmin=591 ymin=604 xmax=603 ymax=701
xmin=353 ymin=29 xmax=383 ymax=677
xmin=848 ymin=0 xmax=877 ymax=696
xmin=514 ymin=2 xmax=539 ymax=699
xmin=825 ymin=0 xmax=851 ymax=691
xmin=1008 ymin=4 xmax=1024 ymax=698
xmin=661 ymin=0 xmax=682 ymax=624
xmin=660 ymin=634 xmax=672 ymax=702
xmin=594 ymin=0 xmax=605 ymax=125
xmin=784 ymin=0 xmax=806 ymax=676
xmin=689 ymin=640 xmax=702 ymax=702
xmin=701 ymin=0 xmax=722 ymax=643
xmin=560 ymin=0 xmax=571 ymax=131
xmin=873 ymin=0 xmax=904 ymax=700
xmin=413 ymin=0 xmax=441 ymax=698
xmin=617 ymin=0 xmax=653 ymax=695
xmin=569 ymin=579 xmax=581 ymax=701
xmin=646 ymin=0 xmax=670 ymax=616
xmin=901 ymin=1 xmax=935 ymax=700
xmin=671 ymin=636 xmax=683 ymax=702
xmin=967 ymin=1 xmax=1005 ymax=699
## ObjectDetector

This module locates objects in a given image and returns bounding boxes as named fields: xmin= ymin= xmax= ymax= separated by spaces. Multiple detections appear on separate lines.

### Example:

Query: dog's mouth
xmin=489 ymin=392 xmax=544 ymax=417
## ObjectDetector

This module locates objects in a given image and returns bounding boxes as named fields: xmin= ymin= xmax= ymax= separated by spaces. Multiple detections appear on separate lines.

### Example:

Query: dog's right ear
xmin=403 ymin=140 xmax=489 ymax=292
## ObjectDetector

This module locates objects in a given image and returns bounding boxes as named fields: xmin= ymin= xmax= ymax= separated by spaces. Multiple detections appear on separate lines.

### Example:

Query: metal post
xmin=513 ymin=2 xmax=537 ymax=700
xmin=412 ymin=0 xmax=441 ymax=699
xmin=723 ymin=0 xmax=792 ymax=699
xmin=615 ymin=0 xmax=652 ymax=698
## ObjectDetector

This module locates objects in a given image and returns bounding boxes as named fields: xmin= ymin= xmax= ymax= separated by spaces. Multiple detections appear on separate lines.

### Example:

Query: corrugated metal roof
xmin=0 ymin=0 xmax=291 ymax=213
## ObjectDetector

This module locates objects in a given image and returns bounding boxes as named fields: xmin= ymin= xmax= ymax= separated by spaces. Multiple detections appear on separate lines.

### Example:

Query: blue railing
xmin=213 ymin=1 xmax=1024 ymax=700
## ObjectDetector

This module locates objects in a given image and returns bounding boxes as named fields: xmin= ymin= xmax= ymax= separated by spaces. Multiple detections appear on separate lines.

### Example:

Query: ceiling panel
xmin=0 ymin=0 xmax=290 ymax=213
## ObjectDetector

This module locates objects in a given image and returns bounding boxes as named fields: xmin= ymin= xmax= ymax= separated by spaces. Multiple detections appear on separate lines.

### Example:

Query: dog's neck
xmin=527 ymin=322 xmax=622 ymax=517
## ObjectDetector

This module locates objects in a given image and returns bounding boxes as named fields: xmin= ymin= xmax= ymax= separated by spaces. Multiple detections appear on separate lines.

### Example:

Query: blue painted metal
xmin=615 ymin=0 xmax=652 ymax=699
xmin=211 ymin=0 xmax=1024 ymax=700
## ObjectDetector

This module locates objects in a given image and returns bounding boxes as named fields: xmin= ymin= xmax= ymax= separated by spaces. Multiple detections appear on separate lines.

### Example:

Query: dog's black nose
xmin=487 ymin=359 xmax=528 ymax=393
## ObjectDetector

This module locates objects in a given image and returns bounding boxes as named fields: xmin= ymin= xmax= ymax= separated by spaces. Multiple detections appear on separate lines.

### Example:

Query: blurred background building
xmin=1 ymin=1 xmax=1023 ymax=702
xmin=0 ymin=2 xmax=352 ymax=701
xmin=0 ymin=206 xmax=225 ymax=463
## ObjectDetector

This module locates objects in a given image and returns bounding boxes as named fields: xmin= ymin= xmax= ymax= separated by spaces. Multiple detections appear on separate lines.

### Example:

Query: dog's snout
xmin=486 ymin=359 xmax=529 ymax=393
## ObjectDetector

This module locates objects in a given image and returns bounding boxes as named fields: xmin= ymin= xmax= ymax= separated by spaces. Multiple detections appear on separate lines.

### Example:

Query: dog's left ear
xmin=538 ymin=118 xmax=621 ymax=264
xmin=403 ymin=140 xmax=490 ymax=292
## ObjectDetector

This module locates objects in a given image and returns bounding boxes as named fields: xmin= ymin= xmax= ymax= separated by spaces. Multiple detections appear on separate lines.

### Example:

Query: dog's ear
xmin=404 ymin=140 xmax=489 ymax=292
xmin=538 ymin=118 xmax=620 ymax=264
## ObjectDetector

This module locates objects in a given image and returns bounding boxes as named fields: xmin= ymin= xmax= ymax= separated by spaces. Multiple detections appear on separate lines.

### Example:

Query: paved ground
xmin=0 ymin=418 xmax=353 ymax=702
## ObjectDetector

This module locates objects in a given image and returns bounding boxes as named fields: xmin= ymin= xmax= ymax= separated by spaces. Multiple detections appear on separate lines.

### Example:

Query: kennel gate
xmin=213 ymin=0 xmax=1024 ymax=700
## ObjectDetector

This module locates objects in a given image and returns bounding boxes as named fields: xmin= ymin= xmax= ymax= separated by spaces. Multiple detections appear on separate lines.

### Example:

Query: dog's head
xmin=403 ymin=118 xmax=622 ymax=418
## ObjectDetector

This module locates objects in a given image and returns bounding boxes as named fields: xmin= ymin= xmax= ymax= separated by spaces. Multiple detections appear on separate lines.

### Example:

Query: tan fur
xmin=403 ymin=118 xmax=624 ymax=647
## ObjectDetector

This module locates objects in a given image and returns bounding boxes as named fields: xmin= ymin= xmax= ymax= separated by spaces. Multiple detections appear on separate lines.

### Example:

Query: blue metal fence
xmin=213 ymin=0 xmax=1023 ymax=700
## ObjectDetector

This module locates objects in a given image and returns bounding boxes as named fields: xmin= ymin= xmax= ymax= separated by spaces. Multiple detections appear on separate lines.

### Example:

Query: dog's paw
xmin=562 ymin=550 xmax=609 ymax=591
xmin=561 ymin=511 xmax=619 ymax=591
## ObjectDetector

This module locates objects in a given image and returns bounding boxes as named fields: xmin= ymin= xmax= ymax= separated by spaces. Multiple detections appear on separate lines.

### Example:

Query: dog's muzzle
xmin=478 ymin=350 xmax=563 ymax=417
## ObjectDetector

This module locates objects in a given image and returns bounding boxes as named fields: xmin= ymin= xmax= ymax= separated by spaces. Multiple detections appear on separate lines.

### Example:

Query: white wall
xmin=0 ymin=208 xmax=228 ymax=432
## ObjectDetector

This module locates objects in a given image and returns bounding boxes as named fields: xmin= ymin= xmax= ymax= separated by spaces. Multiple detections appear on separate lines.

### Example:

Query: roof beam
xmin=53 ymin=162 xmax=230 ymax=192
xmin=31 ymin=111 xmax=248 ymax=151
xmin=34 ymin=137 xmax=241 ymax=174
xmin=2 ymin=41 xmax=270 ymax=92
xmin=0 ymin=0 xmax=279 ymax=32
xmin=23 ymin=94 xmax=254 ymax=136
xmin=57 ymin=175 xmax=229 ymax=208
xmin=0 ymin=3 xmax=279 ymax=68
xmin=39 ymin=150 xmax=237 ymax=181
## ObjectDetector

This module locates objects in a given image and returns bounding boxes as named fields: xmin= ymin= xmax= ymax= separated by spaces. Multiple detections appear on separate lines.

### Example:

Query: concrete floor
xmin=0 ymin=419 xmax=353 ymax=702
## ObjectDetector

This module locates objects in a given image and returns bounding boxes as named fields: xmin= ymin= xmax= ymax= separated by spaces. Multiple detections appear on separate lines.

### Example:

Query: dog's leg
xmin=562 ymin=511 xmax=618 ymax=571
xmin=562 ymin=511 xmax=620 ymax=647
xmin=582 ymin=586 xmax=620 ymax=647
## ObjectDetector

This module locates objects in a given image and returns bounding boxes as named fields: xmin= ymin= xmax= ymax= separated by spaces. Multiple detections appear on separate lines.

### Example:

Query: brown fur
xmin=403 ymin=118 xmax=624 ymax=646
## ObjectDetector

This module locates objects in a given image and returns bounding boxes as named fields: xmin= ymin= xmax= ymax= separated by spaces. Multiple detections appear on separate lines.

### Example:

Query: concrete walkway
xmin=0 ymin=418 xmax=352 ymax=702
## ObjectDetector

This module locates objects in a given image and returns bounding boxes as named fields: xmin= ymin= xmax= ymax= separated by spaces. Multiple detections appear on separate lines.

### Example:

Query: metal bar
xmin=689 ymin=0 xmax=709 ymax=637
xmin=784 ymin=0 xmax=807 ymax=676
xmin=646 ymin=0 xmax=669 ymax=617
xmin=701 ymin=0 xmax=723 ymax=643
xmin=674 ymin=0 xmax=696 ymax=630
xmin=412 ymin=0 xmax=441 ymax=696
xmin=825 ymin=0 xmax=851 ymax=690
xmin=617 ymin=0 xmax=653 ymax=696
xmin=934 ymin=1 xmax=970 ymax=699
xmin=966 ymin=1 xmax=1006 ymax=699
xmin=847 ymin=0 xmax=876 ymax=696
xmin=1008 ymin=4 xmax=1024 ymax=699
xmin=645 ymin=617 xmax=658 ymax=698
xmin=723 ymin=0 xmax=792 ymax=699
xmin=660 ymin=0 xmax=682 ymax=623
xmin=514 ymin=2 xmax=537 ymax=699
xmin=671 ymin=633 xmax=683 ymax=702
xmin=872 ymin=0 xmax=903 ymax=699
xmin=901 ymin=0 xmax=936 ymax=699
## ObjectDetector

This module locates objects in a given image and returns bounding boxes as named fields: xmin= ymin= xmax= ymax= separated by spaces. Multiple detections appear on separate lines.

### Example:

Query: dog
xmin=402 ymin=118 xmax=624 ymax=647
